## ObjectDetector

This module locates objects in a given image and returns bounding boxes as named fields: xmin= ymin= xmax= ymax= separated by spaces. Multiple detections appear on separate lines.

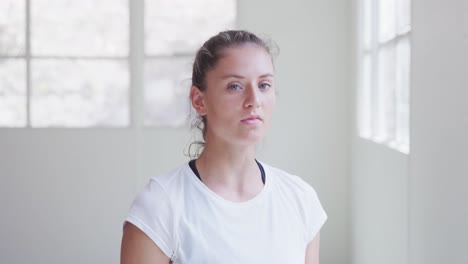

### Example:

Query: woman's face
xmin=193 ymin=44 xmax=276 ymax=146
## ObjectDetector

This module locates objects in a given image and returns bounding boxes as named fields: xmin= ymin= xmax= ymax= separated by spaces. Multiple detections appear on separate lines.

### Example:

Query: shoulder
xmin=124 ymin=164 xmax=191 ymax=259
xmin=140 ymin=162 xmax=195 ymax=213
xmin=128 ymin=162 xmax=191 ymax=218
xmin=142 ymin=162 xmax=195 ymax=202
xmin=150 ymin=163 xmax=190 ymax=188
xmin=133 ymin=163 xmax=189 ymax=203
xmin=262 ymin=161 xmax=325 ymax=220
xmin=261 ymin=162 xmax=328 ymax=242
xmin=262 ymin=162 xmax=319 ymax=198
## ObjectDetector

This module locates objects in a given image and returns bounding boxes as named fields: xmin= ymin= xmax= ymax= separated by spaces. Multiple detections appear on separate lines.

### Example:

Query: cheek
xmin=206 ymin=97 xmax=237 ymax=121
xmin=265 ymin=93 xmax=276 ymax=112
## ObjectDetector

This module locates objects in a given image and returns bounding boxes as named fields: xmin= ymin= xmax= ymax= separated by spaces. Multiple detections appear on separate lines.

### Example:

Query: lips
xmin=241 ymin=115 xmax=262 ymax=122
xmin=241 ymin=115 xmax=263 ymax=125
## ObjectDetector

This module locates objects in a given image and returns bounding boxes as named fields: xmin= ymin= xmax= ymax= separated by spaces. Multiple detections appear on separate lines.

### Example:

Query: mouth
xmin=241 ymin=115 xmax=263 ymax=125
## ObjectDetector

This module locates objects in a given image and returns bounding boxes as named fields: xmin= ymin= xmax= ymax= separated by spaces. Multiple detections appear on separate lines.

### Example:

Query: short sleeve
xmin=123 ymin=179 xmax=176 ymax=259
xmin=304 ymin=185 xmax=328 ymax=243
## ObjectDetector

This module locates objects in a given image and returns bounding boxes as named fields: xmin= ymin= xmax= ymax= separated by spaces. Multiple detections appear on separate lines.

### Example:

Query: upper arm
xmin=121 ymin=222 xmax=171 ymax=264
xmin=305 ymin=232 xmax=321 ymax=264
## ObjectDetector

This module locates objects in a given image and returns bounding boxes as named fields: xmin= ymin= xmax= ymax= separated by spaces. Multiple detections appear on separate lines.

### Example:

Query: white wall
xmin=350 ymin=1 xmax=468 ymax=264
xmin=409 ymin=0 xmax=468 ymax=263
xmin=349 ymin=139 xmax=409 ymax=264
xmin=0 ymin=1 xmax=350 ymax=263
xmin=0 ymin=130 xmax=137 ymax=263
xmin=349 ymin=1 xmax=409 ymax=264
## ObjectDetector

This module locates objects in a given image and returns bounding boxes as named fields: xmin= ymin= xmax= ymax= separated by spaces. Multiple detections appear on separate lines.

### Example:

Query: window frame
xmin=0 ymin=0 xmax=237 ymax=129
xmin=357 ymin=0 xmax=411 ymax=154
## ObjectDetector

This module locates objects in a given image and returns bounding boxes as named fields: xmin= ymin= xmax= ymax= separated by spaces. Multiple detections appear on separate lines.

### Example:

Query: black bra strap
xmin=189 ymin=159 xmax=201 ymax=181
xmin=255 ymin=159 xmax=266 ymax=184
xmin=189 ymin=159 xmax=266 ymax=184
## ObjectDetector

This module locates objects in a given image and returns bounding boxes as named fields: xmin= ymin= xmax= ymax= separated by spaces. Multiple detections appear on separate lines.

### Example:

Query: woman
xmin=121 ymin=30 xmax=327 ymax=264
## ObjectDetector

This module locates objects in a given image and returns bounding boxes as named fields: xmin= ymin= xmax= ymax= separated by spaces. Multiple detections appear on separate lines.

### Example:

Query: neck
xmin=195 ymin=135 xmax=263 ymax=200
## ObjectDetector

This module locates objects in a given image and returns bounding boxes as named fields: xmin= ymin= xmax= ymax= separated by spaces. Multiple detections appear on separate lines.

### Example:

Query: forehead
xmin=210 ymin=44 xmax=274 ymax=77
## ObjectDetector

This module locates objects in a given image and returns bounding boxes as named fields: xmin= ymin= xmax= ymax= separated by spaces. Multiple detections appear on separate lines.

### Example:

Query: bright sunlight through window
xmin=357 ymin=0 xmax=411 ymax=154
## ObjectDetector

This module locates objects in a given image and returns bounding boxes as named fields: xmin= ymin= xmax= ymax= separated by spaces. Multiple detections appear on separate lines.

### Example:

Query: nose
xmin=244 ymin=84 xmax=261 ymax=108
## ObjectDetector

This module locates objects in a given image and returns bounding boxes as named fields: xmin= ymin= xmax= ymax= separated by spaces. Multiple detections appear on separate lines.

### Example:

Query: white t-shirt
xmin=123 ymin=161 xmax=327 ymax=264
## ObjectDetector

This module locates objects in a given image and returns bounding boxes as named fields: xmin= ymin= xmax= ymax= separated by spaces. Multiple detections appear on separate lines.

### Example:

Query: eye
xmin=228 ymin=83 xmax=242 ymax=90
xmin=259 ymin=82 xmax=271 ymax=90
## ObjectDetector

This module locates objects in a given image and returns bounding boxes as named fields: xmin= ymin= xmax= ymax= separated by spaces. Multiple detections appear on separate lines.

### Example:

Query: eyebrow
xmin=221 ymin=73 xmax=274 ymax=79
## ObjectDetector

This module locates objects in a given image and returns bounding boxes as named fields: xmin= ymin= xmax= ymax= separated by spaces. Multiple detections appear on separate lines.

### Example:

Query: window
xmin=357 ymin=0 xmax=411 ymax=153
xmin=143 ymin=0 xmax=236 ymax=127
xmin=0 ymin=0 xmax=236 ymax=128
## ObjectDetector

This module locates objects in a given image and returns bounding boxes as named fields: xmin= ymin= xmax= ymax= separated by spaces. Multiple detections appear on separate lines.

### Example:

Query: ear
xmin=190 ymin=85 xmax=207 ymax=116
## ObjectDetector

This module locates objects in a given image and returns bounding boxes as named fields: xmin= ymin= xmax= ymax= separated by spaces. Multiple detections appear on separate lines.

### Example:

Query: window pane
xmin=144 ymin=57 xmax=192 ymax=127
xmin=145 ymin=0 xmax=236 ymax=56
xmin=31 ymin=0 xmax=128 ymax=57
xmin=378 ymin=0 xmax=396 ymax=43
xmin=396 ymin=0 xmax=411 ymax=34
xmin=358 ymin=53 xmax=373 ymax=137
xmin=362 ymin=0 xmax=373 ymax=50
xmin=0 ymin=59 xmax=26 ymax=127
xmin=376 ymin=45 xmax=396 ymax=142
xmin=31 ymin=59 xmax=129 ymax=127
xmin=396 ymin=37 xmax=410 ymax=147
xmin=0 ymin=0 xmax=25 ymax=56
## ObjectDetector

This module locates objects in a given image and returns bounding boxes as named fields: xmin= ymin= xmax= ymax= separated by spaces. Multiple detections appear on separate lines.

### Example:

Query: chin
xmin=236 ymin=133 xmax=265 ymax=146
